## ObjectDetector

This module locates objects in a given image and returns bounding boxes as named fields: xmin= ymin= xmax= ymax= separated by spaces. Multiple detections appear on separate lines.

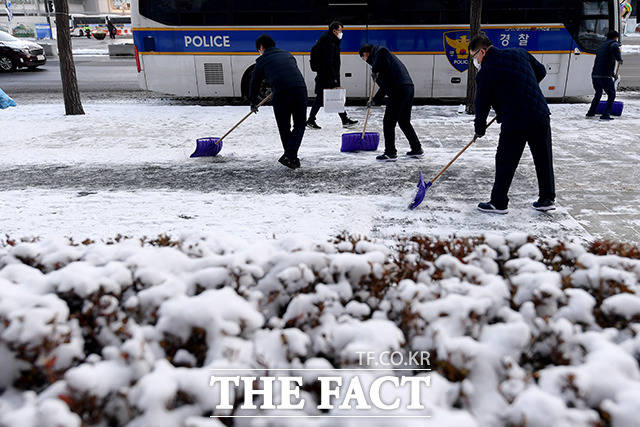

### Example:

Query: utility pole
xmin=52 ymin=0 xmax=85 ymax=115
xmin=465 ymin=0 xmax=483 ymax=114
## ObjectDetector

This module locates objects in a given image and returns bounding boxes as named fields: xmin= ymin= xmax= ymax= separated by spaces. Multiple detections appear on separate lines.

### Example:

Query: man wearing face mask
xmin=307 ymin=21 xmax=358 ymax=130
xmin=470 ymin=34 xmax=555 ymax=214
xmin=249 ymin=34 xmax=308 ymax=170
xmin=358 ymin=44 xmax=423 ymax=161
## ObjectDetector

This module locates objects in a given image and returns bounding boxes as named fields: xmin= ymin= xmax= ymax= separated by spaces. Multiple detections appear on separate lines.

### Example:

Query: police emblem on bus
xmin=443 ymin=31 xmax=470 ymax=72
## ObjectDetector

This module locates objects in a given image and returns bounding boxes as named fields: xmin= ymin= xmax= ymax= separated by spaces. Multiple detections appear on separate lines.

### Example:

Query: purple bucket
xmin=191 ymin=138 xmax=223 ymax=157
xmin=596 ymin=101 xmax=624 ymax=116
xmin=341 ymin=132 xmax=380 ymax=152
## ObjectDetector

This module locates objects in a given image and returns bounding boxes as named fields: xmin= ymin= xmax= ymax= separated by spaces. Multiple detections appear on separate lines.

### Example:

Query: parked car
xmin=0 ymin=30 xmax=46 ymax=72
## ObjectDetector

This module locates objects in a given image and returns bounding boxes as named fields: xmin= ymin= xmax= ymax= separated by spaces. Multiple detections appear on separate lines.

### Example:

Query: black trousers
xmin=273 ymin=87 xmax=308 ymax=159
xmin=383 ymin=85 xmax=421 ymax=156
xmin=490 ymin=118 xmax=556 ymax=209
xmin=587 ymin=77 xmax=615 ymax=117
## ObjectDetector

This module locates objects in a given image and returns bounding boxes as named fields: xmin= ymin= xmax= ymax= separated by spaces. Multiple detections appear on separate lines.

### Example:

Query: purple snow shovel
xmin=409 ymin=116 xmax=497 ymax=210
xmin=341 ymin=77 xmax=379 ymax=152
xmin=191 ymin=93 xmax=273 ymax=157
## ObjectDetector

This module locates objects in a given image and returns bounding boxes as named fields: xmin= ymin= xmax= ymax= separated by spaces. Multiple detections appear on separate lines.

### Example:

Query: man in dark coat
xmin=586 ymin=30 xmax=623 ymax=120
xmin=249 ymin=35 xmax=308 ymax=170
xmin=107 ymin=19 xmax=117 ymax=40
xmin=306 ymin=21 xmax=358 ymax=130
xmin=470 ymin=34 xmax=555 ymax=214
xmin=358 ymin=44 xmax=423 ymax=161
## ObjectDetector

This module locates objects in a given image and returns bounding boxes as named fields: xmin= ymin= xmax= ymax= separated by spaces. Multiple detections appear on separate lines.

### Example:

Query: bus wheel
xmin=241 ymin=66 xmax=271 ymax=104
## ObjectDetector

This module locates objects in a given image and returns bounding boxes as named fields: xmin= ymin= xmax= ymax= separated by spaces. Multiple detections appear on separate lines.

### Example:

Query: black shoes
xmin=476 ymin=200 xmax=555 ymax=213
xmin=532 ymin=199 xmax=556 ymax=212
xmin=600 ymin=115 xmax=614 ymax=121
xmin=477 ymin=202 xmax=509 ymax=215
xmin=306 ymin=119 xmax=321 ymax=130
xmin=341 ymin=117 xmax=359 ymax=128
xmin=279 ymin=155 xmax=300 ymax=170
xmin=376 ymin=153 xmax=398 ymax=162
xmin=406 ymin=149 xmax=424 ymax=158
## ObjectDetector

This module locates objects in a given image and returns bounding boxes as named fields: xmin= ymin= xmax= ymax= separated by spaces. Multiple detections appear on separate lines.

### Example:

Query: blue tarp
xmin=0 ymin=88 xmax=17 ymax=109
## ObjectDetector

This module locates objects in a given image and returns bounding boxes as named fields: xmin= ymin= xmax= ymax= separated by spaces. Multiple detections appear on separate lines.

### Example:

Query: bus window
xmin=368 ymin=1 xmax=468 ymax=25
xmin=327 ymin=0 xmax=367 ymax=25
xmin=576 ymin=0 xmax=612 ymax=52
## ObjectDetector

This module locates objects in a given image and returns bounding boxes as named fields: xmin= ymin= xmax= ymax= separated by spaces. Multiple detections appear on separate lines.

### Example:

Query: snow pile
xmin=621 ymin=44 xmax=640 ymax=54
xmin=0 ymin=233 xmax=639 ymax=426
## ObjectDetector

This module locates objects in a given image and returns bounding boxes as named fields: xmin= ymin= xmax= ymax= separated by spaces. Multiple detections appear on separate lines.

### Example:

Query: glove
xmin=366 ymin=101 xmax=372 ymax=108
xmin=250 ymin=104 xmax=259 ymax=114
xmin=371 ymin=72 xmax=379 ymax=81
xmin=474 ymin=127 xmax=486 ymax=139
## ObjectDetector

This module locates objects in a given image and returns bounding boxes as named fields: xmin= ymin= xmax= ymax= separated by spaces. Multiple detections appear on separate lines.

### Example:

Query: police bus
xmin=131 ymin=0 xmax=621 ymax=99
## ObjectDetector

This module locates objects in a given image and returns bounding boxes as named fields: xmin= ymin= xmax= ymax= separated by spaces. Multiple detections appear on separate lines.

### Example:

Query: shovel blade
xmin=191 ymin=137 xmax=223 ymax=158
xmin=408 ymin=171 xmax=432 ymax=210
xmin=340 ymin=132 xmax=380 ymax=152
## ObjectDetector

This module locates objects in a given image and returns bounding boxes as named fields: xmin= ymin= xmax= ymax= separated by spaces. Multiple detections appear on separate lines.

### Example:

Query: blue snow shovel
xmin=191 ymin=93 xmax=273 ymax=157
xmin=341 ymin=77 xmax=379 ymax=152
xmin=409 ymin=116 xmax=497 ymax=210
xmin=0 ymin=88 xmax=17 ymax=109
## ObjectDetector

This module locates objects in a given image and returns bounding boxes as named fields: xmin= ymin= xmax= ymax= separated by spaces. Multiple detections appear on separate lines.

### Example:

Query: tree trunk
xmin=53 ymin=0 xmax=84 ymax=115
xmin=465 ymin=0 xmax=483 ymax=115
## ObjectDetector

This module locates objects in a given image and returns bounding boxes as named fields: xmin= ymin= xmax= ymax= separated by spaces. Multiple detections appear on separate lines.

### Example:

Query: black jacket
xmin=249 ymin=47 xmax=306 ymax=103
xmin=367 ymin=46 xmax=413 ymax=93
xmin=314 ymin=30 xmax=341 ymax=93
xmin=592 ymin=39 xmax=623 ymax=78
xmin=474 ymin=47 xmax=550 ymax=134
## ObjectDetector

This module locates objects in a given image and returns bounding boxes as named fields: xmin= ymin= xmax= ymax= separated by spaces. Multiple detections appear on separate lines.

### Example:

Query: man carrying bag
xmin=306 ymin=21 xmax=358 ymax=130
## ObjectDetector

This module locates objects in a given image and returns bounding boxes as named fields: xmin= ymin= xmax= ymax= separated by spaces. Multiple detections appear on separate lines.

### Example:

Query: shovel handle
xmin=218 ymin=92 xmax=273 ymax=143
xmin=362 ymin=76 xmax=377 ymax=139
xmin=614 ymin=61 xmax=622 ymax=80
xmin=430 ymin=116 xmax=497 ymax=184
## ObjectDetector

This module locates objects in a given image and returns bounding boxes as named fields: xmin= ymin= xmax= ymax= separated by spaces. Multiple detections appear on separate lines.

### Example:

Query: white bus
xmin=131 ymin=0 xmax=621 ymax=99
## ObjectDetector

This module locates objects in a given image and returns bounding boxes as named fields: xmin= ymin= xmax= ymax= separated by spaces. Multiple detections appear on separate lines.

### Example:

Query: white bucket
xmin=323 ymin=88 xmax=346 ymax=114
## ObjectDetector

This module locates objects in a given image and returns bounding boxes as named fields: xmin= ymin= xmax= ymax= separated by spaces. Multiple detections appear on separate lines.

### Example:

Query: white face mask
xmin=473 ymin=58 xmax=481 ymax=70
xmin=337 ymin=32 xmax=343 ymax=40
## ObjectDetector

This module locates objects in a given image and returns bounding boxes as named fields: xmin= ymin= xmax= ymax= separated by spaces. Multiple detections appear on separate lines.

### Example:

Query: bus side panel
xmin=143 ymin=55 xmax=199 ymax=97
xmin=340 ymin=55 xmax=369 ymax=98
xmin=299 ymin=54 xmax=369 ymax=99
xmin=565 ymin=52 xmax=596 ymax=97
xmin=539 ymin=53 xmax=570 ymax=98
xmin=432 ymin=54 xmax=467 ymax=98
xmin=194 ymin=56 xmax=235 ymax=97
xmin=137 ymin=61 xmax=148 ymax=91
xmin=399 ymin=55 xmax=434 ymax=98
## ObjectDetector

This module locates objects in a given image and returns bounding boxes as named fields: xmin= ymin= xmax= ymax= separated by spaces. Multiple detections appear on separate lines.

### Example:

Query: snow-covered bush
xmin=0 ymin=233 xmax=639 ymax=426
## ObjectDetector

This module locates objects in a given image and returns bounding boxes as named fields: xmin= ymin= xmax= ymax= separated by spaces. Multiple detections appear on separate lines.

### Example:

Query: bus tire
xmin=241 ymin=65 xmax=271 ymax=104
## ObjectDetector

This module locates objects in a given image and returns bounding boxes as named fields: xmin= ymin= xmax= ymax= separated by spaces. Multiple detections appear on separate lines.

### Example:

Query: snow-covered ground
xmin=2 ymin=91 xmax=640 ymax=425
xmin=621 ymin=44 xmax=640 ymax=54
xmin=1 ymin=94 xmax=640 ymax=243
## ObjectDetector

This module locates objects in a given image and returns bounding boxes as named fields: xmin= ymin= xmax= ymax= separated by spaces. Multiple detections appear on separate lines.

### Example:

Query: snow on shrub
xmin=0 ymin=234 xmax=638 ymax=425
